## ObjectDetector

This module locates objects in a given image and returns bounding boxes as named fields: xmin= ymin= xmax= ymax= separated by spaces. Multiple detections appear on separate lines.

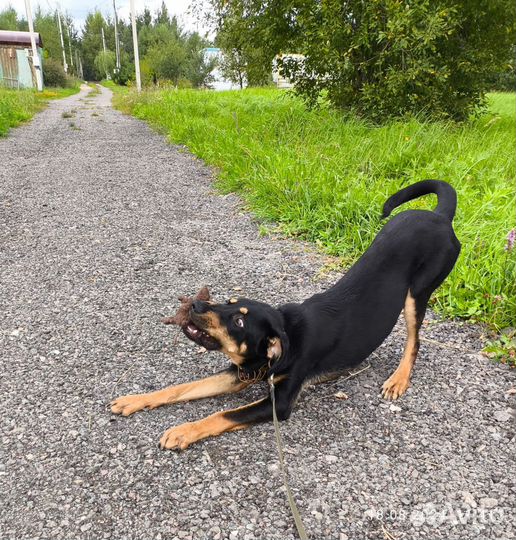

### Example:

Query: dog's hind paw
xmin=382 ymin=373 xmax=410 ymax=401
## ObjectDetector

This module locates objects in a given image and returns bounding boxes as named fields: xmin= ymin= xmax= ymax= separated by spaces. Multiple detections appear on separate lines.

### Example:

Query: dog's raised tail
xmin=381 ymin=180 xmax=457 ymax=222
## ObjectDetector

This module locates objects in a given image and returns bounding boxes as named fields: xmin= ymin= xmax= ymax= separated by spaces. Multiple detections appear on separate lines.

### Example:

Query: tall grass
xmin=114 ymin=88 xmax=515 ymax=329
xmin=0 ymin=88 xmax=39 ymax=136
xmin=0 ymin=85 xmax=80 ymax=136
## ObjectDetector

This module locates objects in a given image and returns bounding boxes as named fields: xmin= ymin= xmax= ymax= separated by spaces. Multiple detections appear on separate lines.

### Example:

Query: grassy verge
xmin=0 ymin=84 xmax=81 ymax=136
xmin=100 ymin=80 xmax=117 ymax=89
xmin=112 ymin=87 xmax=515 ymax=330
xmin=101 ymin=80 xmax=129 ymax=96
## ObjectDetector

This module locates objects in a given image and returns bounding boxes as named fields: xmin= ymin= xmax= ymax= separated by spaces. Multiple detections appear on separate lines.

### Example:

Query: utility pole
xmin=24 ymin=0 xmax=43 ymax=91
xmin=74 ymin=50 xmax=84 ymax=80
xmin=66 ymin=22 xmax=74 ymax=73
xmin=101 ymin=26 xmax=109 ymax=80
xmin=75 ymin=49 xmax=80 ymax=78
xmin=56 ymin=10 xmax=68 ymax=73
xmin=113 ymin=0 xmax=121 ymax=71
xmin=129 ymin=0 xmax=141 ymax=92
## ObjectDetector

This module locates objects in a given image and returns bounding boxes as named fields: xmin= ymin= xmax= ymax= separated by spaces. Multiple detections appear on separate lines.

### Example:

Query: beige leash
xmin=269 ymin=375 xmax=309 ymax=540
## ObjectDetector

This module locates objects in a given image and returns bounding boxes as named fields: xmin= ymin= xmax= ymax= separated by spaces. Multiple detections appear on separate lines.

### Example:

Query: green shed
xmin=0 ymin=30 xmax=44 ymax=89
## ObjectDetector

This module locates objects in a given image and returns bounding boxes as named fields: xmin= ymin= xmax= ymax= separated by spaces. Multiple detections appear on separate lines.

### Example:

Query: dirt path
xmin=1 ymin=84 xmax=514 ymax=540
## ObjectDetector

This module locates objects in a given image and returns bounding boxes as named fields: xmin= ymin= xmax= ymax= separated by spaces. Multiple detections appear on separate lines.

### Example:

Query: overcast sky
xmin=2 ymin=0 xmax=210 ymax=34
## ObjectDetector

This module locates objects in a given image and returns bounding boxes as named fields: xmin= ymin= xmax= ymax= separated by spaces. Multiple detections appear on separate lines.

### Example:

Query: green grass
xmin=86 ymin=82 xmax=102 ymax=96
xmin=100 ymin=80 xmax=117 ymax=89
xmin=112 ymin=87 xmax=515 ymax=329
xmin=0 ymin=84 xmax=80 ymax=136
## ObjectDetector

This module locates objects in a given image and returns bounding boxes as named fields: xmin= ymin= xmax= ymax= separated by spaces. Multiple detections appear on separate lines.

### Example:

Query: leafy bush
xmin=211 ymin=0 xmax=516 ymax=121
xmin=112 ymin=62 xmax=133 ymax=86
xmin=94 ymin=50 xmax=116 ymax=80
xmin=146 ymin=40 xmax=186 ymax=85
xmin=43 ymin=58 xmax=68 ymax=87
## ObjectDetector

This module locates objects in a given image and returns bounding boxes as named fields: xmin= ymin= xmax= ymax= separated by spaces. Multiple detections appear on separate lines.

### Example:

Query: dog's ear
xmin=267 ymin=337 xmax=282 ymax=361
xmin=266 ymin=319 xmax=290 ymax=374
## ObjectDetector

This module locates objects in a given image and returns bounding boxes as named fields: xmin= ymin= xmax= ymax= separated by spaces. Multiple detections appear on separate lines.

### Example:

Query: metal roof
xmin=0 ymin=30 xmax=43 ymax=48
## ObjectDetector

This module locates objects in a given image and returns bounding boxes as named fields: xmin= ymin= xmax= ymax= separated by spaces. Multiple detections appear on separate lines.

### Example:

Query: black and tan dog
xmin=111 ymin=180 xmax=460 ymax=450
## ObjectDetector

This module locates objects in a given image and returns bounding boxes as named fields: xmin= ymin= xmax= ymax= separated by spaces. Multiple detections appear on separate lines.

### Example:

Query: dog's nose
xmin=192 ymin=300 xmax=206 ymax=313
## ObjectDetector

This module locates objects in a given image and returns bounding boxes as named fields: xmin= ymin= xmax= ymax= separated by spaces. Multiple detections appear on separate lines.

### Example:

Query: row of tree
xmin=81 ymin=4 xmax=215 ymax=87
xmin=0 ymin=3 xmax=215 ymax=88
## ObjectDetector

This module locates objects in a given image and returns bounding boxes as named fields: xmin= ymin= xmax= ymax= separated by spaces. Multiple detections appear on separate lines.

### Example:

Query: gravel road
xmin=1 ymin=84 xmax=515 ymax=540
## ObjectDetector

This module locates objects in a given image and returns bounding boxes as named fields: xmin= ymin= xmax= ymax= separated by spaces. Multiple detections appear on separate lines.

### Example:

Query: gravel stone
xmin=493 ymin=409 xmax=514 ymax=422
xmin=462 ymin=491 xmax=477 ymax=508
xmin=480 ymin=498 xmax=499 ymax=509
xmin=1 ymin=84 xmax=515 ymax=540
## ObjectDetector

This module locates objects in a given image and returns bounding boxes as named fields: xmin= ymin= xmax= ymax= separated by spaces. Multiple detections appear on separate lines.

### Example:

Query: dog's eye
xmin=234 ymin=315 xmax=245 ymax=328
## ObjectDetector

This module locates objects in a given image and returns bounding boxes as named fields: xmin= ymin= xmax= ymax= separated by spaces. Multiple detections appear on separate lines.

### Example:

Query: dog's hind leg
xmin=111 ymin=366 xmax=250 ymax=416
xmin=382 ymin=290 xmax=427 ymax=400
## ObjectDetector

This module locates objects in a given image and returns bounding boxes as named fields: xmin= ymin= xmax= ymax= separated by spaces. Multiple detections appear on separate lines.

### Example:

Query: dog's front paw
xmin=382 ymin=373 xmax=410 ymax=400
xmin=159 ymin=423 xmax=198 ymax=450
xmin=111 ymin=394 xmax=150 ymax=416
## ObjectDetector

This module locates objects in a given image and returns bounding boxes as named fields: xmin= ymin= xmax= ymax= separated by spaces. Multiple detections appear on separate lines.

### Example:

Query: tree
xmin=184 ymin=33 xmax=216 ymax=88
xmin=0 ymin=6 xmax=26 ymax=30
xmin=81 ymin=5 xmax=216 ymax=87
xmin=81 ymin=11 xmax=106 ymax=80
xmin=146 ymin=40 xmax=186 ymax=84
xmin=213 ymin=4 xmax=272 ymax=87
xmin=209 ymin=0 xmax=516 ymax=120
xmin=218 ymin=48 xmax=246 ymax=88
xmin=136 ymin=7 xmax=152 ymax=31
xmin=155 ymin=1 xmax=171 ymax=26
xmin=34 ymin=10 xmax=64 ymax=65
xmin=94 ymin=50 xmax=116 ymax=79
